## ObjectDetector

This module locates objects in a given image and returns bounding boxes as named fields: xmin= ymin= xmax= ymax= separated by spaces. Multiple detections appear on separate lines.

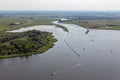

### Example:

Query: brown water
xmin=0 ymin=21 xmax=120 ymax=80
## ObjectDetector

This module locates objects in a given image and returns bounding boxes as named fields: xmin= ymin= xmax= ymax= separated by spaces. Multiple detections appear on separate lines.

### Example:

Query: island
xmin=0 ymin=30 xmax=57 ymax=59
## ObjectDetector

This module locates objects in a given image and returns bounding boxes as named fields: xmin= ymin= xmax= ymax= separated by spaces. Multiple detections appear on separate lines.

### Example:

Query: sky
xmin=0 ymin=0 xmax=120 ymax=11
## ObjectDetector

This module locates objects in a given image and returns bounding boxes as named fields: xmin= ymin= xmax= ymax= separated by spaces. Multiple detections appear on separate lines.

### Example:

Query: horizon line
xmin=0 ymin=10 xmax=120 ymax=11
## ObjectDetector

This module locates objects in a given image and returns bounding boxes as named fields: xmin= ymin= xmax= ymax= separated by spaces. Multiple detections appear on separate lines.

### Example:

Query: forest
xmin=0 ymin=30 xmax=57 ymax=58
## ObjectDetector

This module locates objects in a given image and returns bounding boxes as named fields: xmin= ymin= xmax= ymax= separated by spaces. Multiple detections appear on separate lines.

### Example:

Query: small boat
xmin=50 ymin=72 xmax=56 ymax=76
xmin=85 ymin=28 xmax=90 ymax=34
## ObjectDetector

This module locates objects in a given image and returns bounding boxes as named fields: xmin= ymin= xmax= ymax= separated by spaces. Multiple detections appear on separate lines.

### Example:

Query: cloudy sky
xmin=0 ymin=0 xmax=119 ymax=10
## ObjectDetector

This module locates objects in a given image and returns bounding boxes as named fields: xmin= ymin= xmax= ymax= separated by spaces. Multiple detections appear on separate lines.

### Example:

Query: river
xmin=0 ymin=21 xmax=120 ymax=80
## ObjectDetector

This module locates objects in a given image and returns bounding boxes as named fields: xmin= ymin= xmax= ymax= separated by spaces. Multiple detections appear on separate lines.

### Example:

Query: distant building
xmin=61 ymin=18 xmax=68 ymax=21
xmin=15 ymin=22 xmax=21 ymax=25
xmin=9 ymin=22 xmax=21 ymax=25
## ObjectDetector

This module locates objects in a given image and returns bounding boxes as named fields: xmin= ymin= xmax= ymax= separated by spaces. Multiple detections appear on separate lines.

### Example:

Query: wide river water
xmin=1 ymin=21 xmax=120 ymax=80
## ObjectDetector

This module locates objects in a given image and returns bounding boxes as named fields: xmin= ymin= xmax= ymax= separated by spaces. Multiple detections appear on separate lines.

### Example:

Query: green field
xmin=0 ymin=17 xmax=55 ymax=32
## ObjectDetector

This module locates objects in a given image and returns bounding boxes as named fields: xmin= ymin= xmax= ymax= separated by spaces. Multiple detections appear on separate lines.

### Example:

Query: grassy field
xmin=62 ymin=19 xmax=120 ymax=30
xmin=0 ymin=17 xmax=55 ymax=32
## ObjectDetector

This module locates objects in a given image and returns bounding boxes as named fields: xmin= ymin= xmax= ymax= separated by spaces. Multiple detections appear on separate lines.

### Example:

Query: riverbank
xmin=0 ymin=42 xmax=56 ymax=59
xmin=60 ymin=19 xmax=120 ymax=30
xmin=55 ymin=24 xmax=69 ymax=32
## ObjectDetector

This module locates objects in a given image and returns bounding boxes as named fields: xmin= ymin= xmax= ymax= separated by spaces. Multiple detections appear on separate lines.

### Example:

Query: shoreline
xmin=0 ymin=41 xmax=57 ymax=59
xmin=61 ymin=20 xmax=120 ymax=31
